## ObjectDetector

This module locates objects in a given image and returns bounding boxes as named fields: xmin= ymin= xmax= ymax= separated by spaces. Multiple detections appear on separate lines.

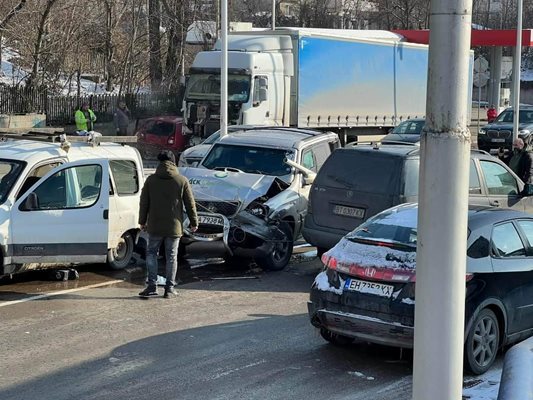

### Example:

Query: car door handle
xmin=489 ymin=200 xmax=500 ymax=207
xmin=103 ymin=209 xmax=109 ymax=220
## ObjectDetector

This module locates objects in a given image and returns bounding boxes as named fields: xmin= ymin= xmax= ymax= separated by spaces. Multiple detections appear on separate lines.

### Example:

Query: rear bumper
xmin=302 ymin=215 xmax=346 ymax=250
xmin=308 ymin=300 xmax=414 ymax=348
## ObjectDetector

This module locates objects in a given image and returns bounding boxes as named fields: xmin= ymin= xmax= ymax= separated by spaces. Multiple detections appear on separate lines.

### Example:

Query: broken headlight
xmin=245 ymin=201 xmax=269 ymax=219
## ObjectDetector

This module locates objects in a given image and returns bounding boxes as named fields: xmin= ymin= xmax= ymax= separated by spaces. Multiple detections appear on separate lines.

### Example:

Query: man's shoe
xmin=164 ymin=287 xmax=178 ymax=298
xmin=138 ymin=287 xmax=158 ymax=298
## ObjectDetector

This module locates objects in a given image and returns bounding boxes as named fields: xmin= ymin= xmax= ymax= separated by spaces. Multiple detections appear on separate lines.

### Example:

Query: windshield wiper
xmin=327 ymin=174 xmax=354 ymax=188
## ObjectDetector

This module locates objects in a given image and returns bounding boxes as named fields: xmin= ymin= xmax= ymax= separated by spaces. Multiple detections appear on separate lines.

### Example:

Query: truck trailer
xmin=183 ymin=28 xmax=441 ymax=141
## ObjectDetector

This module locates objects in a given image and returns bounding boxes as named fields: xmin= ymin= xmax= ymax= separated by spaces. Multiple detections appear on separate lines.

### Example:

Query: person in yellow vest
xmin=74 ymin=102 xmax=96 ymax=132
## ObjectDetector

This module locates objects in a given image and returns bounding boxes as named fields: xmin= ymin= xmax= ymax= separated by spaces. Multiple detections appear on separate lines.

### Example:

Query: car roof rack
xmin=230 ymin=126 xmax=324 ymax=137
xmin=0 ymin=131 xmax=137 ymax=151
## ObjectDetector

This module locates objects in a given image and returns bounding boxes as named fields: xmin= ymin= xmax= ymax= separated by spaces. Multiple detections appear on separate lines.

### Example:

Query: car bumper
xmin=308 ymin=287 xmax=415 ymax=348
xmin=477 ymin=135 xmax=512 ymax=152
xmin=302 ymin=215 xmax=346 ymax=250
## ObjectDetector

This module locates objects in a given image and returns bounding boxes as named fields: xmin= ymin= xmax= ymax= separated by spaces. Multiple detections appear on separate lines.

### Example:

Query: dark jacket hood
xmin=155 ymin=161 xmax=179 ymax=179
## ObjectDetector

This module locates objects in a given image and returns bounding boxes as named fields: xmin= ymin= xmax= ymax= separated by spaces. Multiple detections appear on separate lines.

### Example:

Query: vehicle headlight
xmin=478 ymin=129 xmax=486 ymax=135
xmin=519 ymin=130 xmax=531 ymax=136
xmin=245 ymin=201 xmax=269 ymax=219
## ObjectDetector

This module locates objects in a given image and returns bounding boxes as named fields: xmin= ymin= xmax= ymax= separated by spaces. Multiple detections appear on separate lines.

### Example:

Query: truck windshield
xmin=202 ymin=144 xmax=292 ymax=177
xmin=0 ymin=160 xmax=26 ymax=204
xmin=185 ymin=74 xmax=251 ymax=102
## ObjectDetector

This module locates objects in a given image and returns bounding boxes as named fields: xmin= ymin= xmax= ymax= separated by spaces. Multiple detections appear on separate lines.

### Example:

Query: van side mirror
xmin=522 ymin=183 xmax=533 ymax=196
xmin=21 ymin=192 xmax=39 ymax=211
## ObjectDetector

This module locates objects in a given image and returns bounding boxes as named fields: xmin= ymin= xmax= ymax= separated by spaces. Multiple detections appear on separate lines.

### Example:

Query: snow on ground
xmin=463 ymin=366 xmax=502 ymax=400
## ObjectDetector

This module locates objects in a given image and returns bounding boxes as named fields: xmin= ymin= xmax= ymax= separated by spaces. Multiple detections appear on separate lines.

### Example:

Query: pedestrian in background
xmin=487 ymin=104 xmax=498 ymax=123
xmin=113 ymin=101 xmax=131 ymax=136
xmin=138 ymin=150 xmax=198 ymax=298
xmin=74 ymin=102 xmax=97 ymax=132
xmin=503 ymin=138 xmax=533 ymax=184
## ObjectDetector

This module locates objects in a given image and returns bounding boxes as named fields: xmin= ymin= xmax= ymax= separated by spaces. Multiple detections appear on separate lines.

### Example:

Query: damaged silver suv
xmin=179 ymin=127 xmax=340 ymax=270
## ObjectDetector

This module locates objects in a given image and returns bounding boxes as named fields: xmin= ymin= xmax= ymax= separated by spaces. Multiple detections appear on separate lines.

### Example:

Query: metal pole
xmin=491 ymin=47 xmax=503 ymax=109
xmin=412 ymin=0 xmax=472 ymax=398
xmin=220 ymin=0 xmax=228 ymax=137
xmin=272 ymin=0 xmax=276 ymax=30
xmin=512 ymin=1 xmax=523 ymax=142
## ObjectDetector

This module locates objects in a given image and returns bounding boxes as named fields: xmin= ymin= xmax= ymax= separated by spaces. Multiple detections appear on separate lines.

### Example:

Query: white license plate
xmin=198 ymin=215 xmax=224 ymax=226
xmin=491 ymin=138 xmax=505 ymax=143
xmin=333 ymin=205 xmax=365 ymax=219
xmin=344 ymin=279 xmax=394 ymax=297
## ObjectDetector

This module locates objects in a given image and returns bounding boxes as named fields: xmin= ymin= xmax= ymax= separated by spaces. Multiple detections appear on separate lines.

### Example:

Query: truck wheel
xmin=108 ymin=232 xmax=134 ymax=270
xmin=256 ymin=222 xmax=293 ymax=271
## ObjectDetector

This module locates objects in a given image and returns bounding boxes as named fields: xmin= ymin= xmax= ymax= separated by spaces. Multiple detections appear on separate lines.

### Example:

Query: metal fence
xmin=0 ymin=85 xmax=183 ymax=126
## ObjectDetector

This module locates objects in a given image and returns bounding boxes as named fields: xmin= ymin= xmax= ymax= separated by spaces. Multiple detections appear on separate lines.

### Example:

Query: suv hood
xmin=179 ymin=167 xmax=289 ymax=209
xmin=482 ymin=122 xmax=533 ymax=131
xmin=182 ymin=144 xmax=211 ymax=159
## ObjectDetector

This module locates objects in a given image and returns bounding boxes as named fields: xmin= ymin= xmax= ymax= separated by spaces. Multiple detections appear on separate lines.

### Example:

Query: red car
xmin=136 ymin=116 xmax=190 ymax=160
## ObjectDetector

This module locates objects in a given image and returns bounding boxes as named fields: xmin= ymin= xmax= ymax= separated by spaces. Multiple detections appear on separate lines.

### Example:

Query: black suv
xmin=477 ymin=106 xmax=533 ymax=153
xmin=303 ymin=143 xmax=533 ymax=254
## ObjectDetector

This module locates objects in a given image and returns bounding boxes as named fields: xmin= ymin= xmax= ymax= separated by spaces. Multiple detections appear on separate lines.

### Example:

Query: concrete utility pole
xmin=412 ymin=0 xmax=472 ymax=398
xmin=512 ymin=1 xmax=523 ymax=141
xmin=272 ymin=0 xmax=276 ymax=30
xmin=220 ymin=0 xmax=228 ymax=137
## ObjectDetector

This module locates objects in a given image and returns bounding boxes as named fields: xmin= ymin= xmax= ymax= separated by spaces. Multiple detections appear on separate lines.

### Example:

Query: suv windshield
xmin=495 ymin=109 xmax=533 ymax=124
xmin=185 ymin=74 xmax=251 ymax=102
xmin=202 ymin=144 xmax=292 ymax=176
xmin=0 ymin=160 xmax=25 ymax=204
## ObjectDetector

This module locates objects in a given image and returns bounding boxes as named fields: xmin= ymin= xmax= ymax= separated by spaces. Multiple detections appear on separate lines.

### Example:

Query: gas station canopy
xmin=393 ymin=29 xmax=533 ymax=47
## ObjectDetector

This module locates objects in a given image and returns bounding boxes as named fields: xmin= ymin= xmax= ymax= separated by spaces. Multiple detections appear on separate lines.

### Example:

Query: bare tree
xmin=148 ymin=0 xmax=163 ymax=91
xmin=0 ymin=0 xmax=27 ymax=66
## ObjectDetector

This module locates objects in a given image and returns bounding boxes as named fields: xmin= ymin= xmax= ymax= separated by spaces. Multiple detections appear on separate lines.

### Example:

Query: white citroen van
xmin=0 ymin=134 xmax=144 ymax=276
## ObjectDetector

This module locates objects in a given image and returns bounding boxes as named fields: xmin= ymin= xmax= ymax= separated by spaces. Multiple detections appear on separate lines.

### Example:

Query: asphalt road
xmin=0 ymin=250 xmax=501 ymax=400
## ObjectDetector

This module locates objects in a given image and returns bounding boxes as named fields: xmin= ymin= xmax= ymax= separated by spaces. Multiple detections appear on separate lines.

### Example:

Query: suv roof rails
xmin=0 ymin=132 xmax=137 ymax=150
xmin=231 ymin=126 xmax=323 ymax=136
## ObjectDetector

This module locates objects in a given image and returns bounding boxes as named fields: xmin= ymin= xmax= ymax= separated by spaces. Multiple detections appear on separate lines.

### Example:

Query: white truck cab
xmin=0 ymin=134 xmax=144 ymax=276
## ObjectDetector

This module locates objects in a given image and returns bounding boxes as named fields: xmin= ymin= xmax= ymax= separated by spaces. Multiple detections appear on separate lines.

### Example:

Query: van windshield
xmin=0 ymin=160 xmax=26 ymax=204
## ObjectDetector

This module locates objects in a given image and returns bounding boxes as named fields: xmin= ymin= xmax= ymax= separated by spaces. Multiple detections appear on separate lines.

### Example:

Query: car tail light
xmin=167 ymin=136 xmax=175 ymax=145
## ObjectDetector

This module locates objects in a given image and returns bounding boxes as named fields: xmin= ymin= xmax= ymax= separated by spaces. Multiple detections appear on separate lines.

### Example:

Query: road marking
xmin=0 ymin=279 xmax=124 ymax=308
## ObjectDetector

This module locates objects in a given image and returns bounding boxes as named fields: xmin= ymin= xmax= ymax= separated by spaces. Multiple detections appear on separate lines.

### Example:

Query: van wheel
xmin=108 ymin=232 xmax=134 ymax=270
xmin=256 ymin=222 xmax=293 ymax=271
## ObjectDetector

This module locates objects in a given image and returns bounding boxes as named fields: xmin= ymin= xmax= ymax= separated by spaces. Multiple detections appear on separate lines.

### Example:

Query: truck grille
xmin=487 ymin=130 xmax=511 ymax=139
xmin=196 ymin=201 xmax=240 ymax=217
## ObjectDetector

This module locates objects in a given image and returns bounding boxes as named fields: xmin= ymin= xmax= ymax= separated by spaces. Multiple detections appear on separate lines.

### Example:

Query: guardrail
xmin=497 ymin=336 xmax=533 ymax=400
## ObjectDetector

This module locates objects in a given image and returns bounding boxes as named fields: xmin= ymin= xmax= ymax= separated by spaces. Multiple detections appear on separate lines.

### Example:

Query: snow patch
xmin=325 ymin=238 xmax=416 ymax=271
xmin=348 ymin=370 xmax=375 ymax=380
xmin=314 ymin=271 xmax=344 ymax=295
xmin=462 ymin=367 xmax=502 ymax=400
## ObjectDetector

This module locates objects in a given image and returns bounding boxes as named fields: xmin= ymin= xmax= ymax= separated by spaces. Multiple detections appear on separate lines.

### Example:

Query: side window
xmin=110 ymin=160 xmax=139 ymax=195
xmin=403 ymin=158 xmax=420 ymax=197
xmin=491 ymin=223 xmax=526 ymax=257
xmin=302 ymin=149 xmax=316 ymax=172
xmin=24 ymin=165 xmax=102 ymax=210
xmin=16 ymin=162 xmax=62 ymax=200
xmin=313 ymin=143 xmax=331 ymax=171
xmin=469 ymin=160 xmax=482 ymax=195
xmin=516 ymin=220 xmax=533 ymax=248
xmin=480 ymin=160 xmax=519 ymax=195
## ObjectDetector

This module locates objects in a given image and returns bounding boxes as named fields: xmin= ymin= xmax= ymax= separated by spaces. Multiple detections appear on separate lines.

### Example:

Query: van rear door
xmin=10 ymin=159 xmax=110 ymax=264
xmin=310 ymin=149 xmax=403 ymax=233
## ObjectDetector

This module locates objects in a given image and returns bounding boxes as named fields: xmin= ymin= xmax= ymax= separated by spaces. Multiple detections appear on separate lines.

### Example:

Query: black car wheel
xmin=465 ymin=308 xmax=500 ymax=375
xmin=320 ymin=327 xmax=354 ymax=346
xmin=107 ymin=232 xmax=134 ymax=270
xmin=256 ymin=222 xmax=293 ymax=271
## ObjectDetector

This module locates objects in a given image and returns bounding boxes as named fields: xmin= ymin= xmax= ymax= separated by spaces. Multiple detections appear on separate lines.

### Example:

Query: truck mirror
xmin=522 ymin=183 xmax=533 ymax=196
xmin=21 ymin=192 xmax=39 ymax=211
xmin=258 ymin=88 xmax=268 ymax=102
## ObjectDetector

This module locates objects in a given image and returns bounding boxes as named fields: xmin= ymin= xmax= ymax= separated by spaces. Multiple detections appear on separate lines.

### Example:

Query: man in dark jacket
xmin=503 ymin=138 xmax=533 ymax=184
xmin=138 ymin=150 xmax=198 ymax=298
xmin=113 ymin=101 xmax=131 ymax=136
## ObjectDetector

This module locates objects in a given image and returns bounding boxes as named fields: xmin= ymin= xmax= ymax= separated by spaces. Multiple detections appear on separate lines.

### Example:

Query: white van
xmin=0 ymin=134 xmax=144 ymax=276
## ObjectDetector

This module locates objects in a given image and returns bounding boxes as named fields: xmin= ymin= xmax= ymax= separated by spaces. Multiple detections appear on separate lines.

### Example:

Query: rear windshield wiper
xmin=326 ymin=174 xmax=354 ymax=188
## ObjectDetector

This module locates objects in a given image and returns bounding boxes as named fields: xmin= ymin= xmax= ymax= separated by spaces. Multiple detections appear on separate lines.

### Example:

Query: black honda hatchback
xmin=308 ymin=203 xmax=533 ymax=375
